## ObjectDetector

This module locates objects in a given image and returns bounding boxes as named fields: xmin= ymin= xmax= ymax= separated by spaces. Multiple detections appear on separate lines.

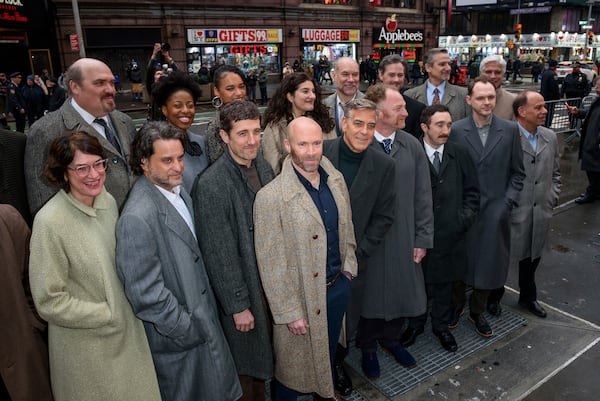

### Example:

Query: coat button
xmin=249 ymin=225 xmax=254 ymax=232
xmin=111 ymin=157 xmax=119 ymax=164
xmin=313 ymin=234 xmax=318 ymax=239
xmin=316 ymin=309 xmax=321 ymax=315
xmin=313 ymin=272 xmax=319 ymax=277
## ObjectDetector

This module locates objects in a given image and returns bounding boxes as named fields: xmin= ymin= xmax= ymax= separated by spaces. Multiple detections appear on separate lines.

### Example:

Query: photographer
xmin=145 ymin=42 xmax=178 ymax=97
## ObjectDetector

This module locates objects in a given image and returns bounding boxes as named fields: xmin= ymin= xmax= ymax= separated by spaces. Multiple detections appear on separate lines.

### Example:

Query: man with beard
xmin=324 ymin=57 xmax=364 ymax=138
xmin=192 ymin=101 xmax=274 ymax=401
xmin=479 ymin=55 xmax=516 ymax=120
xmin=448 ymin=77 xmax=524 ymax=336
xmin=24 ymin=58 xmax=136 ymax=215
xmin=116 ymin=121 xmax=241 ymax=401
xmin=404 ymin=48 xmax=469 ymax=121
xmin=377 ymin=54 xmax=426 ymax=138
xmin=254 ymin=117 xmax=357 ymax=401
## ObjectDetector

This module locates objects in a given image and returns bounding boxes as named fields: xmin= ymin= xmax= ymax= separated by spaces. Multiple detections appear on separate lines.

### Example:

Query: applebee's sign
xmin=374 ymin=14 xmax=424 ymax=44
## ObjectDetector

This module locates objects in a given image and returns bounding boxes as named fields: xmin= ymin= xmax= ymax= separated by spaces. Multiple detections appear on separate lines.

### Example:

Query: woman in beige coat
xmin=261 ymin=72 xmax=335 ymax=174
xmin=29 ymin=132 xmax=161 ymax=401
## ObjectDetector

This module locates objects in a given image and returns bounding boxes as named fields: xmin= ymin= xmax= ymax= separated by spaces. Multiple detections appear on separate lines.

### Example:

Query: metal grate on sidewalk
xmin=344 ymin=308 xmax=528 ymax=398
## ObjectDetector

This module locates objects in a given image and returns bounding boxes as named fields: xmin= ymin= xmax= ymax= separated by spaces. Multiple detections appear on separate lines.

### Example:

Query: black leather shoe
xmin=400 ymin=327 xmax=424 ymax=347
xmin=575 ymin=193 xmax=595 ymax=204
xmin=433 ymin=329 xmax=458 ymax=352
xmin=448 ymin=308 xmax=464 ymax=329
xmin=519 ymin=300 xmax=547 ymax=318
xmin=469 ymin=313 xmax=494 ymax=337
xmin=333 ymin=362 xmax=353 ymax=396
xmin=486 ymin=301 xmax=502 ymax=317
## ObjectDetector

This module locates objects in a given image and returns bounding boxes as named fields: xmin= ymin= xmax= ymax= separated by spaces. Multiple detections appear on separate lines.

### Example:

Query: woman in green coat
xmin=29 ymin=132 xmax=161 ymax=401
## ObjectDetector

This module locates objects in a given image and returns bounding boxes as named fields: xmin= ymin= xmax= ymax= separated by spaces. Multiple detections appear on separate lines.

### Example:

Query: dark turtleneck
xmin=338 ymin=137 xmax=365 ymax=190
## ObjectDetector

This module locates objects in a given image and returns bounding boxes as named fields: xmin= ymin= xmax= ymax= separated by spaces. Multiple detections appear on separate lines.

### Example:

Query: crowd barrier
xmin=545 ymin=95 xmax=597 ymax=143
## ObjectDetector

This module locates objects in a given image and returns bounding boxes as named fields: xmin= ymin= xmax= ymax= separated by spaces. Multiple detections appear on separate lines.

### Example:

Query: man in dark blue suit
xmin=448 ymin=77 xmax=524 ymax=338
xmin=322 ymin=99 xmax=397 ymax=385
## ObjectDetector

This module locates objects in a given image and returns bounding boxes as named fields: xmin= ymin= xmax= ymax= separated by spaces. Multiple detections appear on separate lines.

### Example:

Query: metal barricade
xmin=543 ymin=97 xmax=581 ymax=134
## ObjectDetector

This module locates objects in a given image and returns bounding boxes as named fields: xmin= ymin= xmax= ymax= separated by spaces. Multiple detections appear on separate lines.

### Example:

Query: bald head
xmin=333 ymin=57 xmax=360 ymax=102
xmin=285 ymin=117 xmax=323 ymax=176
xmin=67 ymin=58 xmax=116 ymax=117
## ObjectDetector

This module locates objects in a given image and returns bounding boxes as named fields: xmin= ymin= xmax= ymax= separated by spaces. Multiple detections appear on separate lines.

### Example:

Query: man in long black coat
xmin=567 ymin=78 xmax=600 ymax=204
xmin=322 ymin=98 xmax=397 ymax=386
xmin=192 ymin=101 xmax=274 ymax=400
xmin=406 ymin=104 xmax=480 ymax=352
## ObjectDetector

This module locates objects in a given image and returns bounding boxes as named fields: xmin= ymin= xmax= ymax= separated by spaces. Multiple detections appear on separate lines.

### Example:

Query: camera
xmin=160 ymin=42 xmax=171 ymax=52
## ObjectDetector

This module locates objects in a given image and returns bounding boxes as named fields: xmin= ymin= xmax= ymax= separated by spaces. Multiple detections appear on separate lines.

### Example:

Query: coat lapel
xmin=349 ymin=148 xmax=376 ymax=201
xmin=280 ymin=158 xmax=324 ymax=225
xmin=142 ymin=178 xmax=200 ymax=256
xmin=462 ymin=118 xmax=485 ymax=159
xmin=481 ymin=116 xmax=502 ymax=159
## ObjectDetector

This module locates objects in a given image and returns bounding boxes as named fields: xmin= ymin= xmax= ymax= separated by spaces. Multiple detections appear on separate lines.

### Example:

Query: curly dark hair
xmin=151 ymin=70 xmax=202 ymax=109
xmin=262 ymin=72 xmax=334 ymax=132
xmin=129 ymin=121 xmax=185 ymax=176
xmin=45 ymin=131 xmax=106 ymax=192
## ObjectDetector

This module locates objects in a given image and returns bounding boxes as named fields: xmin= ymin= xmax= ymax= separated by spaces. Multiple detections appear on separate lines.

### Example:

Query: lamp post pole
xmin=72 ymin=0 xmax=86 ymax=58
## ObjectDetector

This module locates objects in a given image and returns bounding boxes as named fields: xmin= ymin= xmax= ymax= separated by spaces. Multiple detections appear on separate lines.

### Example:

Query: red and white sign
xmin=187 ymin=28 xmax=282 ymax=44
xmin=302 ymin=29 xmax=360 ymax=42
xmin=69 ymin=34 xmax=80 ymax=51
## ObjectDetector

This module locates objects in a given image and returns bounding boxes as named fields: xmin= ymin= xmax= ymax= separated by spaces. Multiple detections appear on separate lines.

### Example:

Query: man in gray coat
xmin=364 ymin=83 xmax=434 ymax=367
xmin=323 ymin=57 xmax=364 ymax=137
xmin=25 ymin=58 xmax=135 ymax=216
xmin=116 ymin=121 xmax=241 ymax=401
xmin=404 ymin=48 xmax=469 ymax=122
xmin=449 ymin=77 xmax=525 ymax=337
xmin=489 ymin=90 xmax=561 ymax=318
xmin=322 ymin=98 xmax=397 ymax=384
xmin=192 ymin=101 xmax=274 ymax=400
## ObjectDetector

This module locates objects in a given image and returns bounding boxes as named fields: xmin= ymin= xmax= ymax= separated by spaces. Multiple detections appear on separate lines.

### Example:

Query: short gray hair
xmin=342 ymin=98 xmax=377 ymax=118
xmin=424 ymin=48 xmax=449 ymax=66
xmin=480 ymin=55 xmax=507 ymax=73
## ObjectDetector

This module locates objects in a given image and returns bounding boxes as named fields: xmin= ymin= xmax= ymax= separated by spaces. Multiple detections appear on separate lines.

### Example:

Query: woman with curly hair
xmin=205 ymin=65 xmax=247 ymax=164
xmin=261 ymin=72 xmax=335 ymax=174
xmin=151 ymin=70 xmax=209 ymax=190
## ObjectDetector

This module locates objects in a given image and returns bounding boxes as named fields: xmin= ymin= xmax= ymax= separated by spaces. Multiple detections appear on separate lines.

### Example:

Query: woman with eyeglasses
xmin=28 ymin=132 xmax=161 ymax=401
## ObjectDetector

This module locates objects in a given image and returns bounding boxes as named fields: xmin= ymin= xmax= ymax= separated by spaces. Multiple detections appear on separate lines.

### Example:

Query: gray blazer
xmin=324 ymin=91 xmax=365 ymax=137
xmin=404 ymin=80 xmax=470 ymax=122
xmin=450 ymin=116 xmax=525 ymax=289
xmin=24 ymin=100 xmax=135 ymax=215
xmin=116 ymin=176 xmax=241 ymax=401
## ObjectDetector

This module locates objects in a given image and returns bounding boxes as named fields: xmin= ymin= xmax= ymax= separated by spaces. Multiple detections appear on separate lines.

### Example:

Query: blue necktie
xmin=382 ymin=138 xmax=392 ymax=154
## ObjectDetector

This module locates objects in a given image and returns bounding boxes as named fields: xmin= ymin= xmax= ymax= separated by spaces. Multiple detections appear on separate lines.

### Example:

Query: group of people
xmin=2 ymin=46 xmax=597 ymax=401
xmin=2 ymin=70 xmax=67 ymax=132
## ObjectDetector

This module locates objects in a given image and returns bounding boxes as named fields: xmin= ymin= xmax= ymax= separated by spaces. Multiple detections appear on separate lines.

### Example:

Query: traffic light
xmin=589 ymin=32 xmax=594 ymax=46
xmin=515 ymin=24 xmax=522 ymax=41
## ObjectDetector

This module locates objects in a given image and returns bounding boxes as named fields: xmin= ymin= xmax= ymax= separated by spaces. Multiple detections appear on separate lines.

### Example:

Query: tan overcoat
xmin=254 ymin=156 xmax=357 ymax=398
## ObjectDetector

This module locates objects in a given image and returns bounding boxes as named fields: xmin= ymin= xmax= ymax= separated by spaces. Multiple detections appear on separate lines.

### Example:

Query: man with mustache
xmin=404 ymin=104 xmax=480 ymax=352
xmin=24 ymin=58 xmax=136 ymax=215
xmin=448 ymin=77 xmax=524 ymax=337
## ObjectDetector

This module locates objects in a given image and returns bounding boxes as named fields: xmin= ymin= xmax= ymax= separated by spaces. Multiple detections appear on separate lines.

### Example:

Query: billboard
xmin=456 ymin=0 xmax=496 ymax=6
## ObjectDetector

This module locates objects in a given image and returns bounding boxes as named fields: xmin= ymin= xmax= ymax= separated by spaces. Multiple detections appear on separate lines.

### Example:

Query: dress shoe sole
xmin=448 ymin=310 xmax=464 ymax=329
xmin=468 ymin=316 xmax=494 ymax=337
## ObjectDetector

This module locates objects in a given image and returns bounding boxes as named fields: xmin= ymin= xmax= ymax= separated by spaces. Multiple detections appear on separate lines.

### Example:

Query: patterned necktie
xmin=433 ymin=150 xmax=441 ymax=173
xmin=432 ymin=88 xmax=440 ymax=105
xmin=94 ymin=118 xmax=122 ymax=156
xmin=382 ymin=138 xmax=392 ymax=155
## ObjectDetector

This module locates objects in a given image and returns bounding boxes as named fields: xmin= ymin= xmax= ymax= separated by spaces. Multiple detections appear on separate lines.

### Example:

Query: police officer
xmin=540 ymin=60 xmax=560 ymax=128
xmin=6 ymin=72 xmax=27 ymax=132
xmin=561 ymin=61 xmax=589 ymax=99
xmin=0 ymin=72 xmax=9 ymax=129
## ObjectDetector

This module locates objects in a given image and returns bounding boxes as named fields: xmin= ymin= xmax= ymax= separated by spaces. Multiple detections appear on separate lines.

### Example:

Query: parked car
xmin=556 ymin=61 xmax=572 ymax=83
xmin=580 ymin=61 xmax=597 ymax=82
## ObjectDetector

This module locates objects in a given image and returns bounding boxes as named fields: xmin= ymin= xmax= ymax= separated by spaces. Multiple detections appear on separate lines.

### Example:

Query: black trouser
xmin=584 ymin=170 xmax=600 ymax=197
xmin=488 ymin=256 xmax=542 ymax=304
xmin=453 ymin=281 xmax=490 ymax=316
xmin=544 ymin=102 xmax=556 ymax=128
xmin=408 ymin=281 xmax=455 ymax=333
xmin=355 ymin=316 xmax=407 ymax=352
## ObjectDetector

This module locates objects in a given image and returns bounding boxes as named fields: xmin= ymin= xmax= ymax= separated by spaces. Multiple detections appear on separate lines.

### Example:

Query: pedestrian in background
xmin=258 ymin=65 xmax=268 ymax=105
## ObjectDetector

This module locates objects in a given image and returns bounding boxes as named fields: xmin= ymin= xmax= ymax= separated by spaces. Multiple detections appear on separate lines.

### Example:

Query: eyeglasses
xmin=68 ymin=159 xmax=108 ymax=177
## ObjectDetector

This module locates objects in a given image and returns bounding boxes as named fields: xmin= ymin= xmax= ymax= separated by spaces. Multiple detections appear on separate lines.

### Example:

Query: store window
xmin=186 ymin=45 xmax=280 ymax=75
xmin=303 ymin=0 xmax=352 ymax=4
xmin=369 ymin=0 xmax=416 ymax=8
